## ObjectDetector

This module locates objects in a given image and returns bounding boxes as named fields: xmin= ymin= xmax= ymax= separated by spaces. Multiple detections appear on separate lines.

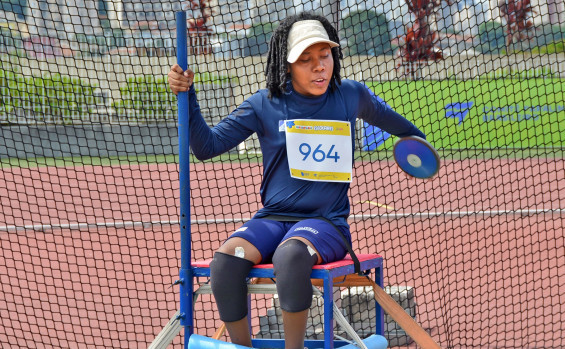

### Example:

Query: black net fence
xmin=1 ymin=0 xmax=564 ymax=348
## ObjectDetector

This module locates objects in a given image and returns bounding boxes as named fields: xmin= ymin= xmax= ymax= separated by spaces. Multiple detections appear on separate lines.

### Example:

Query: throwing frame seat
xmin=190 ymin=254 xmax=385 ymax=349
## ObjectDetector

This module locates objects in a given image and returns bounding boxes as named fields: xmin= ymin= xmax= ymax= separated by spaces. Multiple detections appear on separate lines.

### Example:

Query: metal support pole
xmin=176 ymin=10 xmax=193 ymax=348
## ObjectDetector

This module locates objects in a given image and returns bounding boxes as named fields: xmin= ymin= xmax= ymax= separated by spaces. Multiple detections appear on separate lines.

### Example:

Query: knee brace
xmin=272 ymin=239 xmax=318 ymax=313
xmin=209 ymin=252 xmax=254 ymax=322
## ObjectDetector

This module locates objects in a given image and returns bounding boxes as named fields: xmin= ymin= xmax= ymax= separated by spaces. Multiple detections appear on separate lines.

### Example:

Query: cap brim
xmin=287 ymin=38 xmax=339 ymax=63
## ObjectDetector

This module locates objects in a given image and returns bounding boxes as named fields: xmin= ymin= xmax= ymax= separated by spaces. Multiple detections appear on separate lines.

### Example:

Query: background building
xmin=0 ymin=0 xmax=563 ymax=58
xmin=25 ymin=0 xmax=104 ymax=38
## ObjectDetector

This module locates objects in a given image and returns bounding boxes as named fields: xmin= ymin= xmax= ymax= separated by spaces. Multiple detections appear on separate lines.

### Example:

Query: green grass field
xmin=367 ymin=78 xmax=565 ymax=150
xmin=2 ymin=78 xmax=563 ymax=168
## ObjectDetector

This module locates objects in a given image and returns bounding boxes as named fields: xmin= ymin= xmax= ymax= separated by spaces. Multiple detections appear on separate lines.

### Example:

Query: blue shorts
xmin=228 ymin=218 xmax=350 ymax=264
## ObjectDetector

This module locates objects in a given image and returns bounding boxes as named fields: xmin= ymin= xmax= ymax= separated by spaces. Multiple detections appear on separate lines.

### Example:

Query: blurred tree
xmin=187 ymin=0 xmax=214 ymax=55
xmin=341 ymin=10 xmax=391 ymax=56
xmin=498 ymin=0 xmax=535 ymax=49
xmin=478 ymin=21 xmax=506 ymax=53
xmin=396 ymin=0 xmax=451 ymax=79
xmin=244 ymin=22 xmax=276 ymax=56
xmin=0 ymin=0 xmax=26 ymax=19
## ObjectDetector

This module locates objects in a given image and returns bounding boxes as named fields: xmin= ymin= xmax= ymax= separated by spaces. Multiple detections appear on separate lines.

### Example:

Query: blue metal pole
xmin=175 ymin=10 xmax=193 ymax=347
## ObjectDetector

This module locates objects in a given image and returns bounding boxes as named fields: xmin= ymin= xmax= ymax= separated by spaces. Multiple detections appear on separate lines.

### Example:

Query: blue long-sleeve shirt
xmin=187 ymin=79 xmax=425 ymax=229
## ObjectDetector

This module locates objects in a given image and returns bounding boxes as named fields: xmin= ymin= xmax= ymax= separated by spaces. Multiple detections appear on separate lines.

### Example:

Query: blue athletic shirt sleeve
xmin=187 ymin=84 xmax=258 ymax=160
xmin=348 ymin=81 xmax=426 ymax=139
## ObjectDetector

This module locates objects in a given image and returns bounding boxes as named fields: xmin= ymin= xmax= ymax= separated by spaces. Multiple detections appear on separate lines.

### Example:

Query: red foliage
xmin=403 ymin=0 xmax=451 ymax=62
xmin=498 ymin=0 xmax=535 ymax=46
xmin=186 ymin=0 xmax=214 ymax=55
xmin=397 ymin=0 xmax=451 ymax=77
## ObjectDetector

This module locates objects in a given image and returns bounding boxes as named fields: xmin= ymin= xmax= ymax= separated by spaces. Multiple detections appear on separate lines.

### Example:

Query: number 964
xmin=299 ymin=143 xmax=340 ymax=163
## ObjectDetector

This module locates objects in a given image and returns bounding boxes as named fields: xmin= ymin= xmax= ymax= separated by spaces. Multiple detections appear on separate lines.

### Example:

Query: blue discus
xmin=393 ymin=136 xmax=440 ymax=179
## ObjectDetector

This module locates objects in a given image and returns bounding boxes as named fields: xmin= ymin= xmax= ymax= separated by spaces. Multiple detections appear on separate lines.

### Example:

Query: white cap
xmin=286 ymin=20 xmax=340 ymax=63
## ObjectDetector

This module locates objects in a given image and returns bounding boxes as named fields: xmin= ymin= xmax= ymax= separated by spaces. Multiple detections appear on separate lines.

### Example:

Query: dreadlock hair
xmin=265 ymin=12 xmax=343 ymax=98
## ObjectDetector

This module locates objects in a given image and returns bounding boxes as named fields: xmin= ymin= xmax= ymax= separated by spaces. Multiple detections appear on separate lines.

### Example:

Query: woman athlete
xmin=168 ymin=12 xmax=426 ymax=349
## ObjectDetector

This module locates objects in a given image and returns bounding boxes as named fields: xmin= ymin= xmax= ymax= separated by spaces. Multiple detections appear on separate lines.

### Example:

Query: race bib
xmin=285 ymin=119 xmax=352 ymax=183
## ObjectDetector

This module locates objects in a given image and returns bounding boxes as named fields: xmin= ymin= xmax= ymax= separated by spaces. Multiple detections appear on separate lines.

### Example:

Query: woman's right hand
xmin=168 ymin=64 xmax=194 ymax=95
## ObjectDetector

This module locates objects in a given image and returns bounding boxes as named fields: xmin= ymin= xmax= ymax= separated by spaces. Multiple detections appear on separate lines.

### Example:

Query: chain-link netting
xmin=1 ymin=0 xmax=564 ymax=348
